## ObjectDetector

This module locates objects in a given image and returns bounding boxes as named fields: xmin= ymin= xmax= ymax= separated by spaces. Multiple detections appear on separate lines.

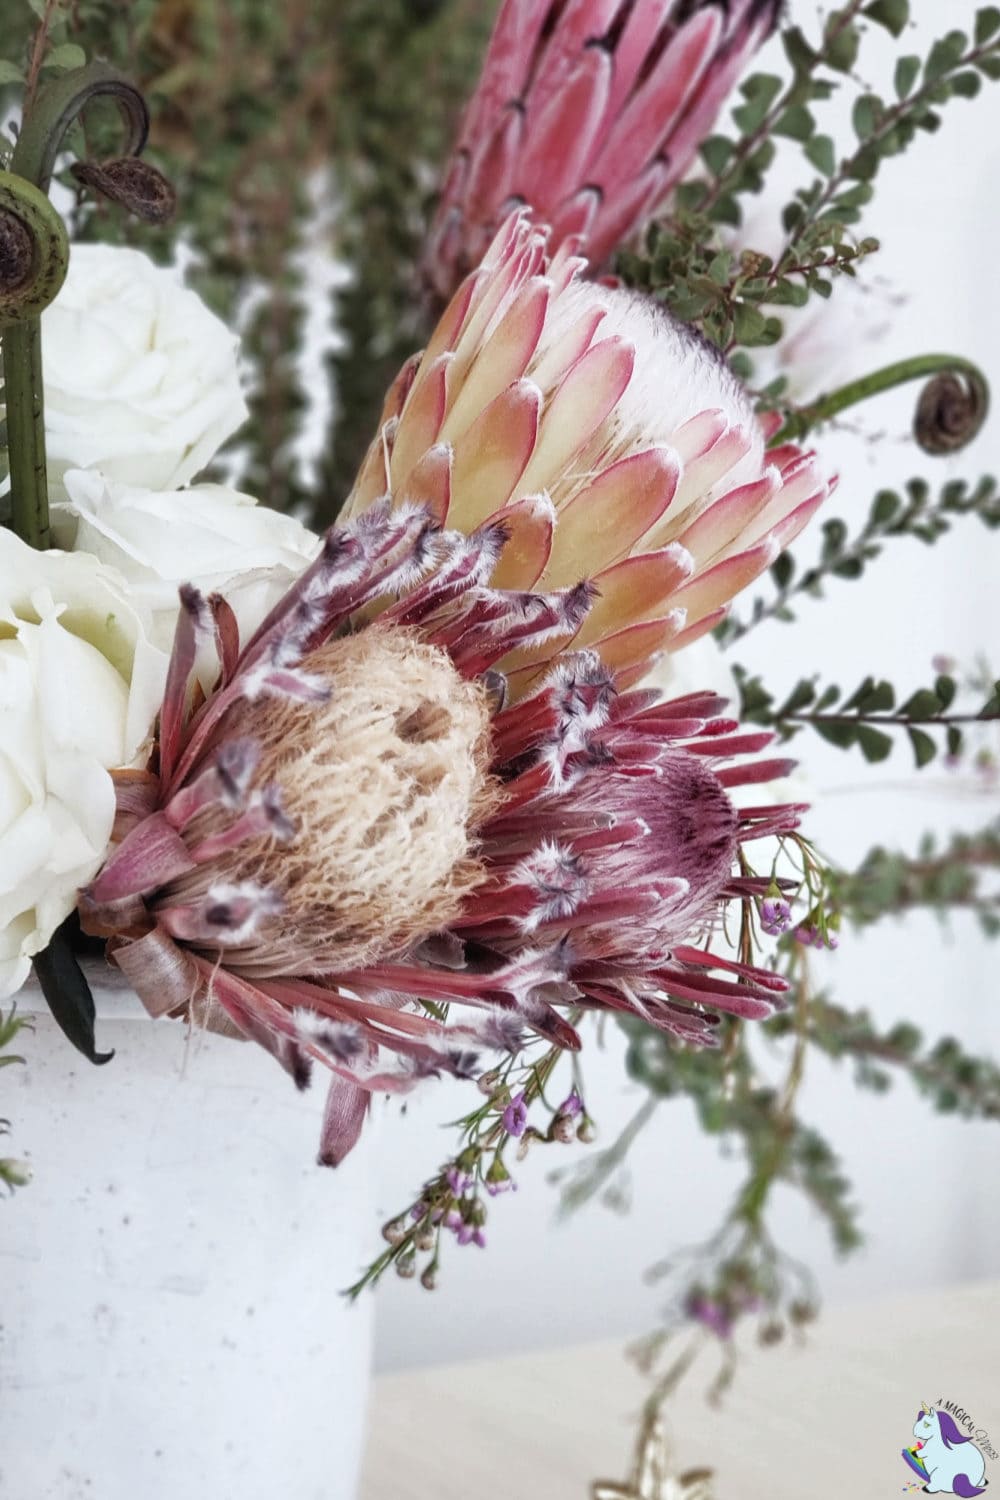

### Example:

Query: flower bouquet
xmin=1 ymin=1 xmax=998 ymax=1496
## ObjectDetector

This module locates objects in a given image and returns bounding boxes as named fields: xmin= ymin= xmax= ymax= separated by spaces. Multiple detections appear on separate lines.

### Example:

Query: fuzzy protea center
xmin=161 ymin=627 xmax=497 ymax=977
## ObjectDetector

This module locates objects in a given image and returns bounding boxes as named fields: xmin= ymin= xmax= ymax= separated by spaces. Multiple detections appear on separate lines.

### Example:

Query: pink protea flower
xmin=424 ymin=0 xmax=783 ymax=300
xmin=79 ymin=501 xmax=802 ymax=1164
xmin=346 ymin=212 xmax=830 ymax=696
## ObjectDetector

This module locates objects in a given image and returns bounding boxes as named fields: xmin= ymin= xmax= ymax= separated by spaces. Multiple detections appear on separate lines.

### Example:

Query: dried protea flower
xmin=80 ymin=502 xmax=803 ymax=1165
xmin=423 ymin=0 xmax=783 ymax=299
xmin=346 ymin=213 xmax=830 ymax=696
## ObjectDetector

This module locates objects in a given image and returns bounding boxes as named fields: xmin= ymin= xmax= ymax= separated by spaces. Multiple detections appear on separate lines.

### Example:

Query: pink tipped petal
xmin=400 ymin=442 xmax=453 ymax=523
xmin=576 ymin=550 xmax=695 ymax=646
xmin=390 ymin=354 xmax=451 ymax=492
xmin=670 ymin=536 xmax=779 ymax=621
xmin=666 ymin=606 xmax=728 ymax=653
xmin=441 ymin=276 xmax=550 ymax=441
xmin=489 ymin=494 xmax=555 ymax=589
xmin=672 ymin=409 xmax=728 ymax=464
xmin=674 ymin=474 xmax=779 ymax=567
xmin=528 ymin=301 xmax=607 ymax=389
xmin=450 ymin=377 xmax=542 ymax=527
xmin=546 ymin=447 xmax=682 ymax=585
xmin=772 ymin=489 xmax=827 ymax=549
xmin=593 ymin=612 xmax=687 ymax=676
xmin=519 ymin=336 xmax=636 ymax=496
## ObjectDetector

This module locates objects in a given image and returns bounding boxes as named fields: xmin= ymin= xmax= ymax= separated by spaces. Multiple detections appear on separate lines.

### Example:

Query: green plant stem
xmin=3 ymin=322 xmax=50 ymax=547
xmin=771 ymin=354 xmax=989 ymax=447
xmin=2 ymin=62 xmax=151 ymax=549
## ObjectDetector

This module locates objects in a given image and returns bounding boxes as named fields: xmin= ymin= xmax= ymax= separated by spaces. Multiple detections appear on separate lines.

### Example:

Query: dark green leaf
xmin=907 ymin=728 xmax=938 ymax=767
xmin=858 ymin=726 xmax=895 ymax=762
xmin=32 ymin=917 xmax=114 ymax=1066
xmin=773 ymin=105 xmax=815 ymax=141
xmin=975 ymin=7 xmax=1000 ymax=45
xmin=804 ymin=134 xmax=837 ymax=176
xmin=863 ymin=0 xmax=910 ymax=37
xmin=894 ymin=54 xmax=921 ymax=97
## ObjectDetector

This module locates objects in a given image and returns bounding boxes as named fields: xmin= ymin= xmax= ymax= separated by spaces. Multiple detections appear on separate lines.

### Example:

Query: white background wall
xmin=369 ymin=6 xmax=1000 ymax=1372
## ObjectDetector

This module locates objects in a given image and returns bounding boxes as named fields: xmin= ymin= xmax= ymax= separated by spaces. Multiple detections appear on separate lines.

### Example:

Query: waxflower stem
xmin=771 ymin=354 xmax=990 ymax=456
xmin=1 ymin=63 xmax=152 ymax=549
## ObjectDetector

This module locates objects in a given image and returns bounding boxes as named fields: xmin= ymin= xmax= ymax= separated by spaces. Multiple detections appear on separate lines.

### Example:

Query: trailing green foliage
xmin=734 ymin=663 xmax=1000 ymax=767
xmin=0 ymin=1003 xmax=32 ymax=1195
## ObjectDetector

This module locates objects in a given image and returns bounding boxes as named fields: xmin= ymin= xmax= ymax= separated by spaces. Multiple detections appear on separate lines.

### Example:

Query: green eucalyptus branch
xmin=735 ymin=666 xmax=1000 ymax=767
xmin=834 ymin=820 xmax=1000 ymax=938
xmin=771 ymin=353 xmax=990 ymax=454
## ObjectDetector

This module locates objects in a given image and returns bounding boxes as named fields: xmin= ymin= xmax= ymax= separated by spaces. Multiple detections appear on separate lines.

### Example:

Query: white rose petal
xmin=0 ymin=531 xmax=168 ymax=999
xmin=56 ymin=469 xmax=321 ymax=656
xmin=41 ymin=244 xmax=248 ymax=498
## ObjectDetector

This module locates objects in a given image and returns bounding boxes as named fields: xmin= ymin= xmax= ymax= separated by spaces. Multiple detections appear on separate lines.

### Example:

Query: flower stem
xmin=4 ymin=321 xmax=50 ymax=547
xmin=1 ymin=63 xmax=151 ymax=550
xmin=771 ymin=354 xmax=989 ymax=454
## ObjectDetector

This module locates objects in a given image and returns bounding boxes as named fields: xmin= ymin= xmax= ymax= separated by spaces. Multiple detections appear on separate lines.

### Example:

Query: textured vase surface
xmin=0 ymin=985 xmax=374 ymax=1500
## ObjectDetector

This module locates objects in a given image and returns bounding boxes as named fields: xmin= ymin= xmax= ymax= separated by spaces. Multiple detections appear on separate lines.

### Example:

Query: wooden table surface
xmin=362 ymin=1278 xmax=999 ymax=1498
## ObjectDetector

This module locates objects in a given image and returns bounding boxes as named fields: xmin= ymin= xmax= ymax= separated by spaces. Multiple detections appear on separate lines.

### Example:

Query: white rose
xmin=41 ymin=243 xmax=248 ymax=497
xmin=0 ymin=531 xmax=167 ymax=998
xmin=55 ymin=470 xmax=322 ymax=654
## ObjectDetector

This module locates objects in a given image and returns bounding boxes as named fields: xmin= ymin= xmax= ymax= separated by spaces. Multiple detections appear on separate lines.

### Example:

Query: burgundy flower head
xmin=80 ymin=500 xmax=802 ymax=1165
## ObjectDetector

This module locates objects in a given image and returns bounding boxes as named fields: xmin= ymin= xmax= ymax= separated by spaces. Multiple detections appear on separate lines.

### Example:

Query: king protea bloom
xmin=424 ymin=0 xmax=783 ymax=300
xmin=346 ymin=212 xmax=830 ymax=697
xmin=80 ymin=502 xmax=803 ymax=1165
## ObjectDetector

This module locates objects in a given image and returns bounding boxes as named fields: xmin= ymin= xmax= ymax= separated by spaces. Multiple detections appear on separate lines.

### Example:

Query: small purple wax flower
xmin=556 ymin=1090 xmax=584 ymax=1119
xmin=760 ymin=897 xmax=792 ymax=936
xmin=446 ymin=1167 xmax=473 ymax=1196
xmin=686 ymin=1294 xmax=734 ymax=1341
xmin=794 ymin=924 xmax=815 ymax=946
xmin=502 ymin=1091 xmax=528 ymax=1137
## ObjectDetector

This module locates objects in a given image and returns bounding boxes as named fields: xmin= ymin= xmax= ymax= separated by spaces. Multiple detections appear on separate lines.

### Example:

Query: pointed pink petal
xmin=674 ymin=474 xmax=779 ymax=567
xmin=667 ymin=606 xmax=727 ymax=652
xmin=545 ymin=446 xmax=681 ymax=585
xmin=529 ymin=301 xmax=606 ymax=390
xmin=670 ymin=536 xmax=780 ymax=621
xmin=576 ymin=550 xmax=694 ymax=646
xmin=490 ymin=494 xmax=555 ymax=589
xmin=548 ymin=186 xmax=601 ymax=248
xmin=594 ymin=612 xmax=687 ymax=676
xmin=441 ymin=275 xmax=550 ymax=441
xmin=400 ymin=442 xmax=453 ymax=523
xmin=450 ymin=377 xmax=542 ymax=526
xmin=391 ymin=353 xmax=450 ymax=492
xmin=520 ymin=336 xmax=635 ymax=496
xmin=159 ymin=585 xmax=210 ymax=787
xmin=588 ymin=158 xmax=671 ymax=266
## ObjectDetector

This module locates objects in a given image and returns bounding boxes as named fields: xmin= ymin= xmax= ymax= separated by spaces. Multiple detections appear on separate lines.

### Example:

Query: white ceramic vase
xmin=0 ymin=982 xmax=375 ymax=1500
